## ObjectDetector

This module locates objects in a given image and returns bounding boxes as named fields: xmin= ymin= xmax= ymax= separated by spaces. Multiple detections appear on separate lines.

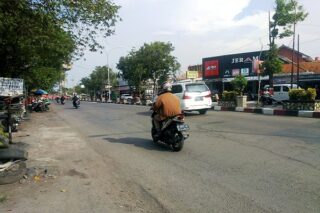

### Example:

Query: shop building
xmin=200 ymin=45 xmax=320 ymax=99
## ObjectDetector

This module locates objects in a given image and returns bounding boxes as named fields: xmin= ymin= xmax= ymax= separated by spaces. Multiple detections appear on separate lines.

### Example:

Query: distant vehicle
xmin=171 ymin=80 xmax=212 ymax=114
xmin=263 ymin=84 xmax=298 ymax=102
xmin=120 ymin=94 xmax=133 ymax=104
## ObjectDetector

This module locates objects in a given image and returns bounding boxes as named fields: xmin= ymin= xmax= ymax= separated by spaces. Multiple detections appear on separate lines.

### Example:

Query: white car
xmin=171 ymin=80 xmax=212 ymax=114
xmin=120 ymin=94 xmax=133 ymax=104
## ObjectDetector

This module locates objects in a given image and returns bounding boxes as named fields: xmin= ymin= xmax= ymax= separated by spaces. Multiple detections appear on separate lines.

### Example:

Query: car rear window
xmin=186 ymin=84 xmax=208 ymax=92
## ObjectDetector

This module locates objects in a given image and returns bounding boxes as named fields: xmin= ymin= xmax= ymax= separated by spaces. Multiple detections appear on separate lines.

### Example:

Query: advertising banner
xmin=204 ymin=60 xmax=219 ymax=77
xmin=186 ymin=71 xmax=199 ymax=79
xmin=0 ymin=77 xmax=24 ymax=96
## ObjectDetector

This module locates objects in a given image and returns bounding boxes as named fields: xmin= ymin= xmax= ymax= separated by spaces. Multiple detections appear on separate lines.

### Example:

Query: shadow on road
xmin=136 ymin=111 xmax=152 ymax=116
xmin=104 ymin=137 xmax=170 ymax=151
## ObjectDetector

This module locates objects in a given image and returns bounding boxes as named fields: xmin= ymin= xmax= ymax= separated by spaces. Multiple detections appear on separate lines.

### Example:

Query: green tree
xmin=79 ymin=66 xmax=118 ymax=100
xmin=117 ymin=51 xmax=148 ymax=95
xmin=0 ymin=0 xmax=120 ymax=90
xmin=117 ymin=41 xmax=180 ymax=96
xmin=263 ymin=0 xmax=308 ymax=87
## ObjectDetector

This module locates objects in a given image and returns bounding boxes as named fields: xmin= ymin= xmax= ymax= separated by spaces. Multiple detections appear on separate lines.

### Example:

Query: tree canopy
xmin=0 ymin=0 xmax=120 ymax=90
xmin=263 ymin=0 xmax=308 ymax=87
xmin=79 ymin=66 xmax=118 ymax=99
xmin=117 ymin=41 xmax=180 ymax=95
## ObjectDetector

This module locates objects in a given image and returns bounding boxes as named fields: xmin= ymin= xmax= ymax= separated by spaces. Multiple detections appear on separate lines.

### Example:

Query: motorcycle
xmin=73 ymin=99 xmax=80 ymax=109
xmin=261 ymin=90 xmax=274 ymax=106
xmin=33 ymin=100 xmax=46 ymax=112
xmin=151 ymin=112 xmax=189 ymax=152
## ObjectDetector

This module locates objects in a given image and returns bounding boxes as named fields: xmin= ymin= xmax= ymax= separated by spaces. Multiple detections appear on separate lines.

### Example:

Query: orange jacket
xmin=154 ymin=92 xmax=181 ymax=120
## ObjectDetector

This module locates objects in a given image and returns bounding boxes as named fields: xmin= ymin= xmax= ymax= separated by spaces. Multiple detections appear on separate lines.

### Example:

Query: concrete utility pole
xmin=291 ymin=3 xmax=297 ymax=89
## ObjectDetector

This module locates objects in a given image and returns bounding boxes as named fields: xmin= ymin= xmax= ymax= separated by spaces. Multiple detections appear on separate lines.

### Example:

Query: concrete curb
xmin=212 ymin=106 xmax=320 ymax=119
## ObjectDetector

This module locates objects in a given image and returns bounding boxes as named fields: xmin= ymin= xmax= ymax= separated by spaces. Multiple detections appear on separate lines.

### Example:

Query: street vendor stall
xmin=0 ymin=77 xmax=28 ymax=184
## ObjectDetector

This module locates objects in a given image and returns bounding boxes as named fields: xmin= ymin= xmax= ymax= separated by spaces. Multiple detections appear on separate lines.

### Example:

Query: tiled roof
xmin=282 ymin=61 xmax=320 ymax=74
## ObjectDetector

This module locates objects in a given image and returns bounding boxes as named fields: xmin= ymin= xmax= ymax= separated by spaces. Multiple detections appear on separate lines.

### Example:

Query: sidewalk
xmin=211 ymin=101 xmax=320 ymax=119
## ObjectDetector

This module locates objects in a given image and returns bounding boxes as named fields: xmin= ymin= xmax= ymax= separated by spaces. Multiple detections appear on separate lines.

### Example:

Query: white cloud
xmin=169 ymin=0 xmax=253 ymax=34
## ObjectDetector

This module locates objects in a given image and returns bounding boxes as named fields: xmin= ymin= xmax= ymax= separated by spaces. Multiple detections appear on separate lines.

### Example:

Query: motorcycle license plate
xmin=177 ymin=123 xmax=189 ymax=131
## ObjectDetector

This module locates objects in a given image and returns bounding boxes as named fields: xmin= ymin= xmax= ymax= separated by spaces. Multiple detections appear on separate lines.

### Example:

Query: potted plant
xmin=231 ymin=76 xmax=248 ymax=107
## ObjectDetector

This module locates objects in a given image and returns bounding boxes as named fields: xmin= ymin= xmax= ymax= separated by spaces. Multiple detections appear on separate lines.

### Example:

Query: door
xmin=272 ymin=86 xmax=281 ymax=101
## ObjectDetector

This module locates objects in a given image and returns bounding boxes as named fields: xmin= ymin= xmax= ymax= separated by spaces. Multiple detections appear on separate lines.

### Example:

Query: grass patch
xmin=0 ymin=195 xmax=7 ymax=203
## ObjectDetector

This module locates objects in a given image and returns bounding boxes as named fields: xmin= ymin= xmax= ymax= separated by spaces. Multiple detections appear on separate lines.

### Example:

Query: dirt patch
xmin=65 ymin=169 xmax=88 ymax=179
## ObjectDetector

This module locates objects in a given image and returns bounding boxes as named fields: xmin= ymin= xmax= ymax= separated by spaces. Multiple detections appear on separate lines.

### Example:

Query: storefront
xmin=202 ymin=51 xmax=267 ymax=96
xmin=202 ymin=50 xmax=320 ymax=98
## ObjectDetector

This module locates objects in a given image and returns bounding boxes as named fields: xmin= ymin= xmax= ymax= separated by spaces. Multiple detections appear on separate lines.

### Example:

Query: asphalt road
xmin=1 ymin=101 xmax=319 ymax=213
xmin=55 ymin=101 xmax=320 ymax=213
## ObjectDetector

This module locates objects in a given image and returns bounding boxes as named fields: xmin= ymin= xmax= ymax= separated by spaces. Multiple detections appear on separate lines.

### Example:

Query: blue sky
xmin=67 ymin=0 xmax=320 ymax=87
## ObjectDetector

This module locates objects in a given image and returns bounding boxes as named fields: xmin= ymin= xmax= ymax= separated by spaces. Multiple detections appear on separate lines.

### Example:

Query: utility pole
xmin=291 ymin=3 xmax=297 ymax=89
xmin=297 ymin=34 xmax=300 ymax=87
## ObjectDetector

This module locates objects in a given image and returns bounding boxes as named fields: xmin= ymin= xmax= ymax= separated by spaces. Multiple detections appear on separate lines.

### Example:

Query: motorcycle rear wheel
xmin=171 ymin=132 xmax=184 ymax=152
xmin=151 ymin=127 xmax=159 ymax=143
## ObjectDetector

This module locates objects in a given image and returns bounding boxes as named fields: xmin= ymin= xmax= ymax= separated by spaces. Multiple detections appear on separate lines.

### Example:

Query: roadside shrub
xmin=0 ymin=124 xmax=9 ymax=148
xmin=231 ymin=76 xmax=248 ymax=96
xmin=0 ymin=125 xmax=8 ymax=138
xmin=289 ymin=88 xmax=316 ymax=101
xmin=222 ymin=91 xmax=237 ymax=101
xmin=306 ymin=88 xmax=317 ymax=101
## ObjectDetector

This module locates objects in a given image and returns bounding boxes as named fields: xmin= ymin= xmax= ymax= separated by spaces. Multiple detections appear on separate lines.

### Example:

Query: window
xmin=283 ymin=86 xmax=289 ymax=92
xmin=274 ymin=86 xmax=281 ymax=92
xmin=172 ymin=85 xmax=183 ymax=93
xmin=186 ymin=84 xmax=208 ymax=92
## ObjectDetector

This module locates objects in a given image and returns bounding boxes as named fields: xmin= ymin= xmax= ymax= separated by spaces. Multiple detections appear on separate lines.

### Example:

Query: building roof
xmin=282 ymin=61 xmax=320 ymax=74
xmin=279 ymin=45 xmax=314 ymax=62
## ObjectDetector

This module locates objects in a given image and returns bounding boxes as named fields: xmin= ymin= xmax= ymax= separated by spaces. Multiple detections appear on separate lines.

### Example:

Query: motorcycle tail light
xmin=177 ymin=114 xmax=184 ymax=120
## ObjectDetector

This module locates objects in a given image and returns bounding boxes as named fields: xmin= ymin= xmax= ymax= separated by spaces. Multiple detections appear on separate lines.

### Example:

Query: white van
xmin=264 ymin=84 xmax=298 ymax=102
xmin=171 ymin=80 xmax=212 ymax=114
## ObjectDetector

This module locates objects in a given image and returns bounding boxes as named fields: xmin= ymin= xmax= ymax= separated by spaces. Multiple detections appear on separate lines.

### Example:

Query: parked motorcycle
xmin=34 ymin=101 xmax=46 ymax=112
xmin=151 ymin=112 xmax=189 ymax=152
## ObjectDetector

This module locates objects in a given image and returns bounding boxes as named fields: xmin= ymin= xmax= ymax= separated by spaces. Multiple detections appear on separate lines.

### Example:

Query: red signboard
xmin=204 ymin=60 xmax=219 ymax=77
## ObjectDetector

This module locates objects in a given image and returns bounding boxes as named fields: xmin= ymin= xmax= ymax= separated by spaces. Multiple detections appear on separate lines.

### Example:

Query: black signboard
xmin=202 ymin=51 xmax=267 ymax=79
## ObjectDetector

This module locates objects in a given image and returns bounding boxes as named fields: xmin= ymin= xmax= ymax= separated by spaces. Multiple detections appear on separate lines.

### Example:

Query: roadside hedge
xmin=222 ymin=91 xmax=237 ymax=101
xmin=289 ymin=88 xmax=316 ymax=101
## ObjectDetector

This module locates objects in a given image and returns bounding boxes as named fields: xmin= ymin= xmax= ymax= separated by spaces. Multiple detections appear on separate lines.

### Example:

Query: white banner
xmin=0 ymin=77 xmax=24 ymax=96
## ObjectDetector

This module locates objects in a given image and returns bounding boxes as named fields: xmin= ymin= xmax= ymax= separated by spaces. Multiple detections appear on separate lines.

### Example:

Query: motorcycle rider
xmin=60 ymin=94 xmax=65 ymax=105
xmin=261 ymin=87 xmax=273 ymax=105
xmin=152 ymin=81 xmax=182 ymax=137
xmin=72 ymin=93 xmax=79 ymax=108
